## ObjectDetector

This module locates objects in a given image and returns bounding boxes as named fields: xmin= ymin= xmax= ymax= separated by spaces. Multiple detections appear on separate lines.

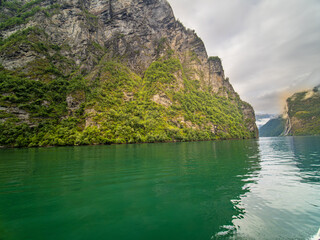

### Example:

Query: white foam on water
xmin=309 ymin=228 xmax=320 ymax=240
xmin=213 ymin=225 xmax=237 ymax=239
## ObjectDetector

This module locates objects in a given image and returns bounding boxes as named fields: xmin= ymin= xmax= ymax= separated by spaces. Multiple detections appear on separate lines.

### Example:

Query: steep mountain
xmin=283 ymin=86 xmax=320 ymax=136
xmin=259 ymin=116 xmax=285 ymax=137
xmin=0 ymin=0 xmax=258 ymax=147
xmin=255 ymin=113 xmax=277 ymax=129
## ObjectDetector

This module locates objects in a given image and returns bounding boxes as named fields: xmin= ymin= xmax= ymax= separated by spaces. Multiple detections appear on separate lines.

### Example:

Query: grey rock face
xmin=0 ymin=0 xmax=258 ymax=136
xmin=241 ymin=103 xmax=259 ymax=138
xmin=1 ymin=0 xmax=206 ymax=74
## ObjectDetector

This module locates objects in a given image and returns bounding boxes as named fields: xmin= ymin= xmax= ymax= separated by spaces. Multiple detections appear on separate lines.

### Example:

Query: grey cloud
xmin=168 ymin=0 xmax=320 ymax=113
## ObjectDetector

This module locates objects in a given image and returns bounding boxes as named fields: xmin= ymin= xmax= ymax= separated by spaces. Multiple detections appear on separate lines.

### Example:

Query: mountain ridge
xmin=0 ymin=0 xmax=258 ymax=147
xmin=258 ymin=85 xmax=320 ymax=137
xmin=259 ymin=116 xmax=285 ymax=137
xmin=283 ymin=86 xmax=320 ymax=136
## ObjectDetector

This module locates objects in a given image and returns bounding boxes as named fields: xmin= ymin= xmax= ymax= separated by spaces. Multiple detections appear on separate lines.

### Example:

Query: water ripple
xmin=0 ymin=138 xmax=319 ymax=240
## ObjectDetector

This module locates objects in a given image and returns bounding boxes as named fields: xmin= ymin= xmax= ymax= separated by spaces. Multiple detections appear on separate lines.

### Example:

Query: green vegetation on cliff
xmin=0 ymin=0 xmax=60 ymax=31
xmin=0 ymin=0 xmax=257 ymax=147
xmin=259 ymin=117 xmax=285 ymax=137
xmin=285 ymin=87 xmax=320 ymax=136
xmin=0 ymin=55 xmax=254 ymax=147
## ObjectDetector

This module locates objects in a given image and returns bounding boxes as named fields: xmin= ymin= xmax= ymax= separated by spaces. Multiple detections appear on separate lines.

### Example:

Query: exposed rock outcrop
xmin=283 ymin=86 xmax=320 ymax=136
xmin=0 ymin=0 xmax=258 ymax=147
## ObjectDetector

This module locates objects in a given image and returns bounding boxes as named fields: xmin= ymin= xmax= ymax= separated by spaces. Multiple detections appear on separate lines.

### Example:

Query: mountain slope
xmin=255 ymin=113 xmax=277 ymax=129
xmin=0 ymin=0 xmax=258 ymax=147
xmin=259 ymin=116 xmax=285 ymax=137
xmin=284 ymin=86 xmax=320 ymax=136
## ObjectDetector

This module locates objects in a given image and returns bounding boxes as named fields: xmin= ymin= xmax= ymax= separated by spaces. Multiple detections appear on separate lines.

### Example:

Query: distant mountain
xmin=259 ymin=85 xmax=320 ymax=137
xmin=283 ymin=86 xmax=320 ymax=136
xmin=259 ymin=116 xmax=285 ymax=137
xmin=256 ymin=113 xmax=277 ymax=129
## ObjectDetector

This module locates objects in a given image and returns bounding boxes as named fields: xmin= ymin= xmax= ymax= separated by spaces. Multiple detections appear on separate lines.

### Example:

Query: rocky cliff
xmin=283 ymin=85 xmax=320 ymax=136
xmin=0 ymin=0 xmax=258 ymax=147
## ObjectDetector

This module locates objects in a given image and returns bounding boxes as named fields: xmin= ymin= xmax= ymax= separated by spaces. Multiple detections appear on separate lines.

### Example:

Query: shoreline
xmin=0 ymin=136 xmax=258 ymax=150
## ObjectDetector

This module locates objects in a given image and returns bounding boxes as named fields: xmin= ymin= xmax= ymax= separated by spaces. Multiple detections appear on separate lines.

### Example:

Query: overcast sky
xmin=168 ymin=0 xmax=320 ymax=114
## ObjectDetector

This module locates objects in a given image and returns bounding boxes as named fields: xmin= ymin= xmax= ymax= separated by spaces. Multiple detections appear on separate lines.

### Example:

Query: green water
xmin=0 ymin=137 xmax=319 ymax=240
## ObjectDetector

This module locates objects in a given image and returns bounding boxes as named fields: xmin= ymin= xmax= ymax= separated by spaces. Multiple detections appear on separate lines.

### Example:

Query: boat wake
xmin=310 ymin=228 xmax=320 ymax=240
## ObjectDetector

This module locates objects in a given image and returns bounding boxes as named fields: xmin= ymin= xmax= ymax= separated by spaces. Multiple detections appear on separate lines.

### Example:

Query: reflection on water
xmin=228 ymin=137 xmax=320 ymax=240
xmin=291 ymin=137 xmax=320 ymax=184
xmin=0 ymin=137 xmax=319 ymax=240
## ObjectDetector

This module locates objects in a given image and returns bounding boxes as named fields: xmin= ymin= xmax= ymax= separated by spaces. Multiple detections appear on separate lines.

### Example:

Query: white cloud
xmin=168 ymin=0 xmax=320 ymax=113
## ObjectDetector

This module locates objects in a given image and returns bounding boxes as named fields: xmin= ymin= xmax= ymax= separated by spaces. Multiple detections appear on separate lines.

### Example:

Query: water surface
xmin=0 ymin=137 xmax=319 ymax=239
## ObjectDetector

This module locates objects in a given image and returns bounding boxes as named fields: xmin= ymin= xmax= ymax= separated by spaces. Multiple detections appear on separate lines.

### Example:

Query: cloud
xmin=168 ymin=0 xmax=320 ymax=113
